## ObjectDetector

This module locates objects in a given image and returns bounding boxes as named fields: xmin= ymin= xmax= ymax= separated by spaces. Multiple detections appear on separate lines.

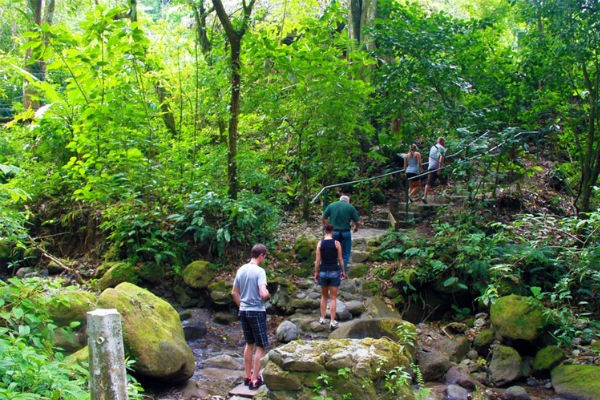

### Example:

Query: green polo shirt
xmin=323 ymin=200 xmax=360 ymax=231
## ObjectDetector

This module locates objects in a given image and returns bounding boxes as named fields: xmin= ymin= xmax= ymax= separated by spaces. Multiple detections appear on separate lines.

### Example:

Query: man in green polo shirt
xmin=322 ymin=195 xmax=360 ymax=272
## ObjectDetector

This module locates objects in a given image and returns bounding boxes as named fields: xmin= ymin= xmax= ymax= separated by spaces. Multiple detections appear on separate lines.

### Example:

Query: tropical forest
xmin=1 ymin=0 xmax=599 ymax=399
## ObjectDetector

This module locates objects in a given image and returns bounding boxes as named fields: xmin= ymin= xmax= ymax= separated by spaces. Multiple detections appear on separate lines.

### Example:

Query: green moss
xmin=473 ymin=328 xmax=494 ymax=351
xmin=94 ymin=262 xmax=138 ymax=291
xmin=47 ymin=290 xmax=97 ymax=326
xmin=490 ymin=294 xmax=547 ymax=341
xmin=349 ymin=263 xmax=369 ymax=278
xmin=533 ymin=345 xmax=564 ymax=372
xmin=294 ymin=234 xmax=317 ymax=262
xmin=181 ymin=260 xmax=214 ymax=289
xmin=363 ymin=280 xmax=381 ymax=295
xmin=551 ymin=365 xmax=600 ymax=400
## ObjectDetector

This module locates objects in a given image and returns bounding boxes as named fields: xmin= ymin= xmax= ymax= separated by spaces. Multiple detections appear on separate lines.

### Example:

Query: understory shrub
xmin=377 ymin=208 xmax=600 ymax=344
xmin=0 ymin=277 xmax=143 ymax=399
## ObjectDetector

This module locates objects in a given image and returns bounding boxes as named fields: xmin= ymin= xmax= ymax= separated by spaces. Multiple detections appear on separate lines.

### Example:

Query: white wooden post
xmin=87 ymin=308 xmax=128 ymax=400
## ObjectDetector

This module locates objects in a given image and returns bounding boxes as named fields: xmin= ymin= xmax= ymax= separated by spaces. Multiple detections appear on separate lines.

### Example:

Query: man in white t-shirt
xmin=232 ymin=244 xmax=270 ymax=390
xmin=423 ymin=137 xmax=447 ymax=204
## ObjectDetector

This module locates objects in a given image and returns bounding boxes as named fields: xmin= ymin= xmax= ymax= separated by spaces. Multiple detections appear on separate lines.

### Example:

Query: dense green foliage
xmin=1 ymin=0 xmax=599 ymax=395
xmin=377 ymin=206 xmax=600 ymax=345
xmin=1 ymin=0 xmax=598 ymax=270
xmin=0 ymin=277 xmax=143 ymax=399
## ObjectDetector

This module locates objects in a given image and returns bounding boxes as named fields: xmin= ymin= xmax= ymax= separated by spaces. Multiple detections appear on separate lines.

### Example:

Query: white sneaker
xmin=330 ymin=320 xmax=339 ymax=329
xmin=319 ymin=318 xmax=326 ymax=325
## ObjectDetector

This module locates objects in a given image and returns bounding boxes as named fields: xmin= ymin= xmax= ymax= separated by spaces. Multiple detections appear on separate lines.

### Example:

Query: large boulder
xmin=263 ymin=338 xmax=416 ymax=400
xmin=551 ymin=364 xmax=600 ymax=400
xmin=329 ymin=317 xmax=416 ymax=351
xmin=98 ymin=282 xmax=195 ymax=383
xmin=490 ymin=295 xmax=547 ymax=341
xmin=181 ymin=260 xmax=215 ymax=289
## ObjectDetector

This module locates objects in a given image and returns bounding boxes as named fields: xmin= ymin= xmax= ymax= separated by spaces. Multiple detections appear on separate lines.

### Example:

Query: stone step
xmin=229 ymin=383 xmax=266 ymax=398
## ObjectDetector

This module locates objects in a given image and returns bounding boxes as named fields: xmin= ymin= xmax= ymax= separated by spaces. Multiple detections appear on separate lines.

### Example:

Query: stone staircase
xmin=367 ymin=193 xmax=469 ymax=230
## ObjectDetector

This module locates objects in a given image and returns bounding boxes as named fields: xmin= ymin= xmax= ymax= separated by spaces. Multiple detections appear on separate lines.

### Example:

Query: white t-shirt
xmin=428 ymin=144 xmax=446 ymax=170
xmin=233 ymin=263 xmax=267 ymax=311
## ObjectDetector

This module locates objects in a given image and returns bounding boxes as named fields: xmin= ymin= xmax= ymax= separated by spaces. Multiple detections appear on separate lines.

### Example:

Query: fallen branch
xmin=28 ymin=236 xmax=85 ymax=284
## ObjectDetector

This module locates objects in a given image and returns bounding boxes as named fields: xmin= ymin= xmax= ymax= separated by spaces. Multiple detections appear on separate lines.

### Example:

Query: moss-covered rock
xmin=293 ymin=233 xmax=318 ymax=263
xmin=98 ymin=282 xmax=195 ymax=383
xmin=208 ymin=279 xmax=233 ymax=305
xmin=473 ymin=328 xmax=494 ymax=353
xmin=94 ymin=262 xmax=138 ymax=291
xmin=533 ymin=345 xmax=564 ymax=373
xmin=47 ymin=289 xmax=97 ymax=327
xmin=490 ymin=294 xmax=547 ymax=341
xmin=181 ymin=260 xmax=215 ymax=289
xmin=348 ymin=263 xmax=369 ymax=278
xmin=263 ymin=338 xmax=415 ymax=400
xmin=551 ymin=364 xmax=600 ymax=400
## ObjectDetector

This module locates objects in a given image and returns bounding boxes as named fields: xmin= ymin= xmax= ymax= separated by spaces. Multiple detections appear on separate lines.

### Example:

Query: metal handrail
xmin=310 ymin=130 xmax=539 ymax=212
xmin=311 ymin=130 xmax=491 ymax=204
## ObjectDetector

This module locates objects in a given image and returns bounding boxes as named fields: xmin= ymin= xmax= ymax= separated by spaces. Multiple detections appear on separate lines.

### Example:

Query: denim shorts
xmin=318 ymin=270 xmax=341 ymax=287
xmin=238 ymin=310 xmax=269 ymax=348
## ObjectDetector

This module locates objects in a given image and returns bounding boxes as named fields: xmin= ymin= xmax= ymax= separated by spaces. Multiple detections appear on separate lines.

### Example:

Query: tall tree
xmin=23 ymin=0 xmax=55 ymax=110
xmin=515 ymin=0 xmax=600 ymax=212
xmin=211 ymin=0 xmax=256 ymax=199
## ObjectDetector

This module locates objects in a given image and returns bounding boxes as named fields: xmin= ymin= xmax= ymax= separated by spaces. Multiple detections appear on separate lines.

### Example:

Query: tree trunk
xmin=211 ymin=0 xmax=256 ymax=200
xmin=23 ymin=0 xmax=55 ymax=111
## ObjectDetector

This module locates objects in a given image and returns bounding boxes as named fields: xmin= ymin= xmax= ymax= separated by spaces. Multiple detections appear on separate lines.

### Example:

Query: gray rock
xmin=276 ymin=320 xmax=299 ymax=343
xmin=418 ymin=349 xmax=451 ymax=381
xmin=203 ymin=354 xmax=242 ymax=370
xmin=446 ymin=383 xmax=470 ymax=400
xmin=501 ymin=386 xmax=530 ymax=400
xmin=345 ymin=300 xmax=366 ymax=316
xmin=488 ymin=345 xmax=522 ymax=387
xmin=445 ymin=365 xmax=477 ymax=390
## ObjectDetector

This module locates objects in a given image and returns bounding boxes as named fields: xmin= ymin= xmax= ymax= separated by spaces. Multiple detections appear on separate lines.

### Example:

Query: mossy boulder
xmin=490 ymin=294 xmax=547 ymax=341
xmin=263 ymin=338 xmax=416 ymax=400
xmin=472 ymin=328 xmax=494 ymax=354
xmin=329 ymin=318 xmax=417 ymax=354
xmin=208 ymin=279 xmax=233 ymax=305
xmin=533 ymin=345 xmax=565 ymax=373
xmin=181 ymin=260 xmax=215 ymax=289
xmin=293 ymin=233 xmax=317 ymax=262
xmin=47 ymin=289 xmax=97 ymax=326
xmin=94 ymin=262 xmax=138 ymax=291
xmin=551 ymin=364 xmax=600 ymax=400
xmin=98 ymin=282 xmax=195 ymax=383
xmin=348 ymin=263 xmax=369 ymax=278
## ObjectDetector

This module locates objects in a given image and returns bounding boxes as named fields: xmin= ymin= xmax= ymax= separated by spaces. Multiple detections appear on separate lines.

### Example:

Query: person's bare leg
xmin=244 ymin=343 xmax=255 ymax=379
xmin=329 ymin=287 xmax=338 ymax=322
xmin=320 ymin=286 xmax=329 ymax=320
xmin=251 ymin=346 xmax=267 ymax=382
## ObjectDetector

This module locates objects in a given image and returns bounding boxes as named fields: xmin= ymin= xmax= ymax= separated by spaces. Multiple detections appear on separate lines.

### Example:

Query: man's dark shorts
xmin=238 ymin=310 xmax=269 ymax=348
xmin=318 ymin=270 xmax=341 ymax=287
xmin=427 ymin=169 xmax=439 ymax=187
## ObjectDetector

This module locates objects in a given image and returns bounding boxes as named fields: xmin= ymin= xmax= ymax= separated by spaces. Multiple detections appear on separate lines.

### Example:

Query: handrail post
xmin=404 ymin=173 xmax=409 ymax=219
xmin=88 ymin=309 xmax=128 ymax=400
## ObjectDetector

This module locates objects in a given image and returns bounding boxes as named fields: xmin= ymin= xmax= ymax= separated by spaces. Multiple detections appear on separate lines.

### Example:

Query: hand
xmin=341 ymin=272 xmax=347 ymax=280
